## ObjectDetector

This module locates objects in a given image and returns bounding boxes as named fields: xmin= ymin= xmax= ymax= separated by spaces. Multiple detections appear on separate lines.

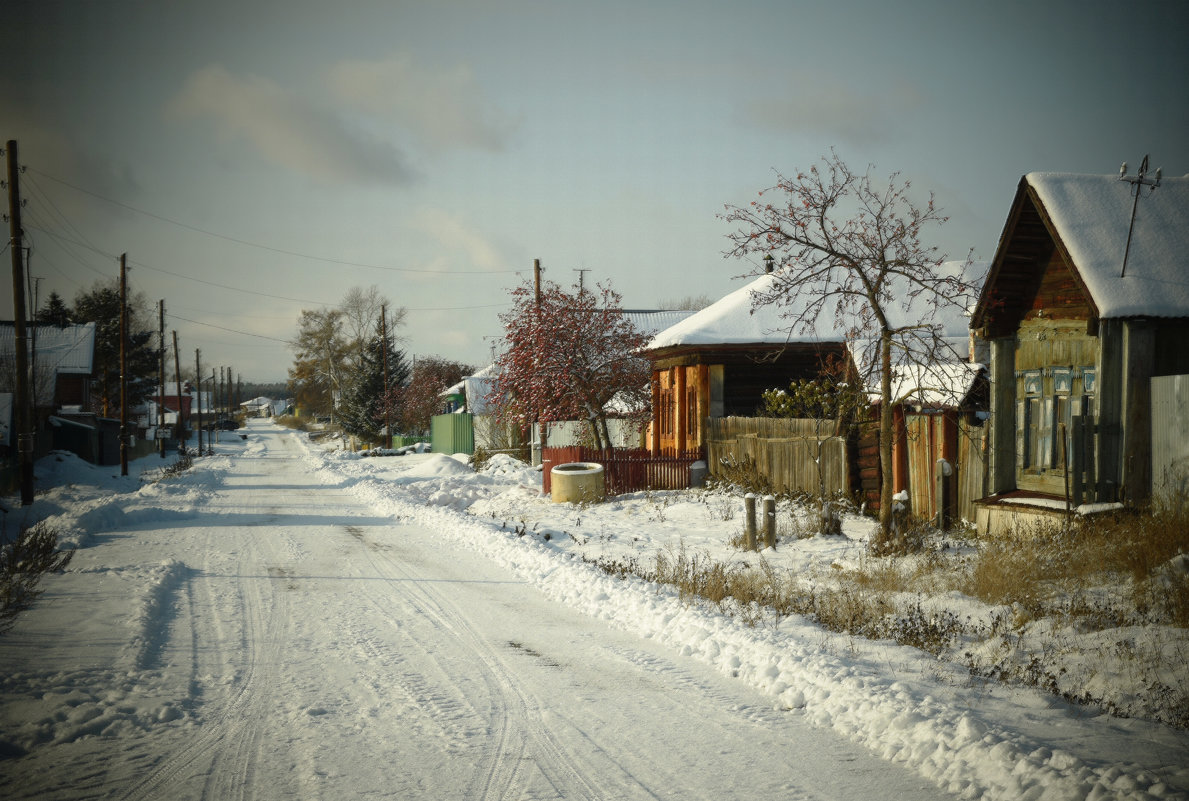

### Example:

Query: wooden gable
xmin=972 ymin=178 xmax=1099 ymax=339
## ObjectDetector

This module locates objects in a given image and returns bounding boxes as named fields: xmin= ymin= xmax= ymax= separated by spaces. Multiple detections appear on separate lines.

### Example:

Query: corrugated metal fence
xmin=541 ymin=447 xmax=703 ymax=495
xmin=1152 ymin=374 xmax=1189 ymax=508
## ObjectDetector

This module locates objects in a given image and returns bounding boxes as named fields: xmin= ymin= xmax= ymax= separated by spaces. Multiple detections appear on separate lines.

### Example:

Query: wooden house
xmin=0 ymin=321 xmax=98 ymax=412
xmin=641 ymin=272 xmax=848 ymax=455
xmin=970 ymin=171 xmax=1189 ymax=532
xmin=642 ymin=268 xmax=986 ymax=519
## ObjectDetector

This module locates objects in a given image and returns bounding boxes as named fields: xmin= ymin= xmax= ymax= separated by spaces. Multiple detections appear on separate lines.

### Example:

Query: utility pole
xmin=532 ymin=258 xmax=545 ymax=464
xmin=119 ymin=254 xmax=129 ymax=477
xmin=381 ymin=303 xmax=391 ymax=446
xmin=5 ymin=139 xmax=33 ymax=504
xmin=195 ymin=349 xmax=203 ymax=455
xmin=172 ymin=330 xmax=183 ymax=454
xmin=209 ymin=371 xmax=217 ymax=446
xmin=158 ymin=300 xmax=166 ymax=458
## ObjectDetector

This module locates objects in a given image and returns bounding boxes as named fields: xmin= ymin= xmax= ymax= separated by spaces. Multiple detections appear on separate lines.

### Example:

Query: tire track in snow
xmin=343 ymin=524 xmax=647 ymax=801
xmin=122 ymin=513 xmax=296 ymax=801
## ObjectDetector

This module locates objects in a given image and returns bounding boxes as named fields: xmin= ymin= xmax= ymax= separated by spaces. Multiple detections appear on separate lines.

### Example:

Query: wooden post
xmin=1060 ymin=422 xmax=1071 ymax=526
xmin=172 ymin=331 xmax=183 ymax=453
xmin=158 ymin=300 xmax=166 ymax=457
xmin=763 ymin=495 xmax=776 ymax=549
xmin=675 ymin=366 xmax=687 ymax=453
xmin=119 ymin=254 xmax=129 ymax=477
xmin=195 ymin=349 xmax=203 ymax=455
xmin=6 ymin=139 xmax=34 ymax=504
xmin=934 ymin=458 xmax=952 ymax=530
xmin=381 ymin=303 xmax=391 ymax=447
xmin=744 ymin=493 xmax=757 ymax=551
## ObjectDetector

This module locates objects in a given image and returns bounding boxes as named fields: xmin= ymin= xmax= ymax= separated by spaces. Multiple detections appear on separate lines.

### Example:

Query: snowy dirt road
xmin=2 ymin=425 xmax=952 ymax=800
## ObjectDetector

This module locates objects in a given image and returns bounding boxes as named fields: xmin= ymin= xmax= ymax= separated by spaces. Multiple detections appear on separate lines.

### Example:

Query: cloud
xmin=743 ymin=75 xmax=922 ymax=146
xmin=413 ymin=208 xmax=503 ymax=271
xmin=328 ymin=55 xmax=515 ymax=153
xmin=169 ymin=64 xmax=415 ymax=185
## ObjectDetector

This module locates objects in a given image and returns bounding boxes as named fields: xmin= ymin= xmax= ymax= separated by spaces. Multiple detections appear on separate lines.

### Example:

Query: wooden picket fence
xmin=541 ymin=447 xmax=704 ymax=495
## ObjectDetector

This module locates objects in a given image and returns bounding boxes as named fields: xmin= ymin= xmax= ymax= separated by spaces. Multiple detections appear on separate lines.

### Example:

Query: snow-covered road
xmin=2 ymin=423 xmax=951 ymax=800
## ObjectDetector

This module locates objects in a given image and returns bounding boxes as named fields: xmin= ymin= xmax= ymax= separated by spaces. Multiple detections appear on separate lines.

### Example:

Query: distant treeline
xmin=240 ymin=381 xmax=288 ymax=400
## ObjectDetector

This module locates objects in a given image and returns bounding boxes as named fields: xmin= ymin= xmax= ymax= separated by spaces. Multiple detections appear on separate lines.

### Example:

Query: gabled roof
xmin=645 ymin=264 xmax=977 ymax=354
xmin=0 ymin=322 xmax=97 ymax=374
xmin=972 ymin=172 xmax=1189 ymax=331
xmin=644 ymin=272 xmax=847 ymax=351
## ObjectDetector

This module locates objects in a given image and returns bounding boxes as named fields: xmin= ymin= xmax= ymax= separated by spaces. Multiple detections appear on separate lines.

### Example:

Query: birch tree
xmin=721 ymin=151 xmax=976 ymax=550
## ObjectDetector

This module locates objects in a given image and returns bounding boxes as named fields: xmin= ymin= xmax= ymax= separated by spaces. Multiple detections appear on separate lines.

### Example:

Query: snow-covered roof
xmin=240 ymin=396 xmax=275 ymax=408
xmin=1027 ymin=172 xmax=1189 ymax=318
xmin=848 ymin=336 xmax=981 ymax=408
xmin=645 ymin=272 xmax=846 ymax=351
xmin=645 ymin=264 xmax=978 ymax=353
xmin=0 ymin=322 xmax=96 ymax=374
xmin=620 ymin=309 xmax=697 ymax=337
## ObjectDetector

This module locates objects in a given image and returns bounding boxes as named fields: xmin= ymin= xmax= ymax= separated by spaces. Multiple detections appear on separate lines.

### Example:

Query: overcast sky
xmin=4 ymin=0 xmax=1187 ymax=382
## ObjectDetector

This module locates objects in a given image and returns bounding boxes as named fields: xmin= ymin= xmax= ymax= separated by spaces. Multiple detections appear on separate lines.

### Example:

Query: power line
xmin=167 ymin=313 xmax=293 ymax=344
xmin=25 ymin=166 xmax=521 ymax=276
xmin=24 ymin=224 xmax=510 ymax=312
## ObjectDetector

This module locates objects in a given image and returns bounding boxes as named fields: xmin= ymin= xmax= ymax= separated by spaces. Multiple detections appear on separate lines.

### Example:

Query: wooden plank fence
xmin=541 ymin=447 xmax=703 ymax=495
xmin=706 ymin=417 xmax=849 ymax=496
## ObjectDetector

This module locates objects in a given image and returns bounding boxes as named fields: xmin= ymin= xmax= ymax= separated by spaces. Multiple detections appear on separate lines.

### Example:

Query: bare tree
xmin=340 ymin=286 xmax=405 ymax=375
xmin=721 ymin=151 xmax=977 ymax=550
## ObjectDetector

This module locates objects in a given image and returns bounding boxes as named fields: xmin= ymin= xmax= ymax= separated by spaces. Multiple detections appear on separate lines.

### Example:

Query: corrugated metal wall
xmin=1151 ymin=374 xmax=1189 ymax=508
xmin=431 ymin=413 xmax=474 ymax=455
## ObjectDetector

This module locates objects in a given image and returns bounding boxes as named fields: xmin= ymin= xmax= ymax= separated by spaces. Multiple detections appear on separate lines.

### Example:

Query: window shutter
xmin=1016 ymin=399 xmax=1027 ymax=471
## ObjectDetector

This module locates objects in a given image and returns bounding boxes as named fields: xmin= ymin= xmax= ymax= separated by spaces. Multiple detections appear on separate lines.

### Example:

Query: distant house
xmin=1 ymin=322 xmax=99 ymax=462
xmin=0 ymin=321 xmax=98 ymax=412
xmin=969 ymin=171 xmax=1189 ymax=532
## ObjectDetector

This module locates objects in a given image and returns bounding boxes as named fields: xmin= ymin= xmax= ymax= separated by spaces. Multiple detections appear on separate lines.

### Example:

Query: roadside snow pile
xmin=302 ymin=439 xmax=1189 ymax=801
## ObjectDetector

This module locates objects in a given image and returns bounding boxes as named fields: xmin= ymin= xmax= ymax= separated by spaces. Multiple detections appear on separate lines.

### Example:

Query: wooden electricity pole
xmin=6 ymin=139 xmax=33 ymax=504
xmin=172 ymin=330 xmax=183 ymax=453
xmin=158 ymin=300 xmax=166 ymax=458
xmin=195 ymin=349 xmax=203 ymax=455
xmin=119 ymin=253 xmax=129 ymax=477
xmin=381 ymin=303 xmax=391 ymax=446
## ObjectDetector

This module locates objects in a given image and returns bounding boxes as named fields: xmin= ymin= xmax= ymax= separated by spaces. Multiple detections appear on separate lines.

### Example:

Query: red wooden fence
xmin=542 ymin=447 xmax=704 ymax=495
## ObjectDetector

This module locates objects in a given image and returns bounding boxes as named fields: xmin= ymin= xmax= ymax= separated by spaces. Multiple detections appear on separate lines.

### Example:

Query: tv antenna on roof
xmin=1118 ymin=154 xmax=1162 ymax=278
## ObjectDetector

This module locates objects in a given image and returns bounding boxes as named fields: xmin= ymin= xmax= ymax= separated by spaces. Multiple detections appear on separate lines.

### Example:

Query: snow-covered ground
xmin=2 ymin=419 xmax=1187 ymax=799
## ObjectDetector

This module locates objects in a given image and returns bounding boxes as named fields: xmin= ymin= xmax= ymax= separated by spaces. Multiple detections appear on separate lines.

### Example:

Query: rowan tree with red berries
xmin=490 ymin=279 xmax=651 ymax=450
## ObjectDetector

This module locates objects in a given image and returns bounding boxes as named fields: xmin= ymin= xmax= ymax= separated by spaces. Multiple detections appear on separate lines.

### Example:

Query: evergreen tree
xmin=337 ymin=322 xmax=410 ymax=445
xmin=71 ymin=281 xmax=160 ymax=418
xmin=35 ymin=292 xmax=73 ymax=327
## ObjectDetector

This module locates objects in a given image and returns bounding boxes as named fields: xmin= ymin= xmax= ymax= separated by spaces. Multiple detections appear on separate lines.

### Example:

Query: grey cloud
xmin=328 ymin=55 xmax=516 ymax=153
xmin=169 ymin=64 xmax=416 ymax=186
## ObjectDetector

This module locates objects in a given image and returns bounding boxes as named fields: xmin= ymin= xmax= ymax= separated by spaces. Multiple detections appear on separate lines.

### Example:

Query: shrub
xmin=1 ymin=522 xmax=75 ymax=635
